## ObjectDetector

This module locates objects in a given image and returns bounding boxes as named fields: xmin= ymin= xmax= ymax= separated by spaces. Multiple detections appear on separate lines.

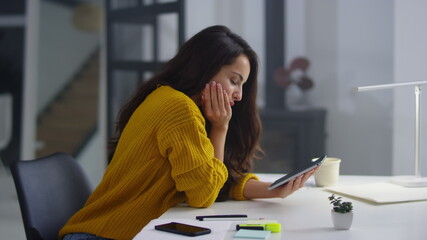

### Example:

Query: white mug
xmin=314 ymin=157 xmax=341 ymax=187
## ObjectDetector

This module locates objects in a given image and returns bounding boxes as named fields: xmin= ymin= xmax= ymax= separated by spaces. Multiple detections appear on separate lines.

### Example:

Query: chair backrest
xmin=11 ymin=152 xmax=93 ymax=240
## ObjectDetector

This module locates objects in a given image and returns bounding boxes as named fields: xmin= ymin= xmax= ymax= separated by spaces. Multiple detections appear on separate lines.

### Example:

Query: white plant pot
xmin=331 ymin=210 xmax=353 ymax=230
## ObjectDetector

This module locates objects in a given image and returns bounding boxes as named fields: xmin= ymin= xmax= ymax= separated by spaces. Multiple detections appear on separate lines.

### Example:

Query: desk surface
xmin=159 ymin=174 xmax=427 ymax=240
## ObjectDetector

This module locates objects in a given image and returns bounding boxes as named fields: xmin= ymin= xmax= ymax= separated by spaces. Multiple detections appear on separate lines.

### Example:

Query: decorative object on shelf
xmin=328 ymin=194 xmax=353 ymax=230
xmin=72 ymin=3 xmax=104 ymax=32
xmin=274 ymin=57 xmax=314 ymax=110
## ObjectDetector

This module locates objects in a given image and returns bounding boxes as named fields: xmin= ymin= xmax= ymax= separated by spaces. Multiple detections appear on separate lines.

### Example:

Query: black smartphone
xmin=268 ymin=155 xmax=327 ymax=190
xmin=154 ymin=222 xmax=211 ymax=237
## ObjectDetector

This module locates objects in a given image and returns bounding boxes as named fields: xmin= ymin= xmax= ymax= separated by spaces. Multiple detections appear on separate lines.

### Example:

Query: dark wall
xmin=0 ymin=0 xmax=26 ymax=166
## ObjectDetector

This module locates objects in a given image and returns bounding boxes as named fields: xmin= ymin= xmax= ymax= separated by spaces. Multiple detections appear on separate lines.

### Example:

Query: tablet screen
xmin=268 ymin=155 xmax=327 ymax=190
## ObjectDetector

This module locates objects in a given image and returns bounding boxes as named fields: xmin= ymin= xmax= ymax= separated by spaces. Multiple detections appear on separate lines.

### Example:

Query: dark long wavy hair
xmin=108 ymin=25 xmax=262 ymax=201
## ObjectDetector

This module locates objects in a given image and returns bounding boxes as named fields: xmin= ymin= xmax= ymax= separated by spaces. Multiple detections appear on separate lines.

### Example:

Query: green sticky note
xmin=234 ymin=229 xmax=271 ymax=239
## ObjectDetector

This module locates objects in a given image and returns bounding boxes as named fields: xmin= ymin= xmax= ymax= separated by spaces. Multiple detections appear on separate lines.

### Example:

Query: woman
xmin=60 ymin=25 xmax=314 ymax=240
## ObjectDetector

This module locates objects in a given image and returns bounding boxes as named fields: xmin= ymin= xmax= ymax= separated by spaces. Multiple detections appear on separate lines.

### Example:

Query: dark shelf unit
xmin=254 ymin=109 xmax=327 ymax=173
xmin=105 ymin=0 xmax=185 ymax=138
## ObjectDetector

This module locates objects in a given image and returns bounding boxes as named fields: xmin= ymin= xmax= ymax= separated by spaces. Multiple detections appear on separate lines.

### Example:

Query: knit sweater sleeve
xmin=157 ymin=98 xmax=228 ymax=208
xmin=229 ymin=173 xmax=260 ymax=200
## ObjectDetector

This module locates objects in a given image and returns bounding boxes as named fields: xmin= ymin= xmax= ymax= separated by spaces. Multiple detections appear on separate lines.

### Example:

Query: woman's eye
xmin=230 ymin=79 xmax=237 ymax=85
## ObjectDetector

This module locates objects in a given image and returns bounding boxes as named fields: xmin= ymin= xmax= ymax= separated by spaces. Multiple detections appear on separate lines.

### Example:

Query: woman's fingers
xmin=203 ymin=83 xmax=212 ymax=113
xmin=275 ymin=170 xmax=315 ymax=198
xmin=291 ymin=175 xmax=303 ymax=191
xmin=301 ymin=169 xmax=315 ymax=188
xmin=210 ymin=82 xmax=219 ymax=113
xmin=216 ymin=82 xmax=225 ymax=113
xmin=202 ymin=82 xmax=232 ymax=128
xmin=223 ymin=89 xmax=232 ymax=117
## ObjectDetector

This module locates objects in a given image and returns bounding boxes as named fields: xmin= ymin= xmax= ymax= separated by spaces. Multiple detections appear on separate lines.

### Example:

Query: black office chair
xmin=11 ymin=152 xmax=93 ymax=240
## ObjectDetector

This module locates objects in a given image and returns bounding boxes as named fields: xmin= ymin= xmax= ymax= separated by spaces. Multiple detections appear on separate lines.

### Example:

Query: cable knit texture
xmin=59 ymin=86 xmax=256 ymax=240
xmin=230 ymin=173 xmax=259 ymax=200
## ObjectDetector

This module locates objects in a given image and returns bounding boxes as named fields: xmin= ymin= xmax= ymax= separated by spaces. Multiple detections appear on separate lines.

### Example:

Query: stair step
xmin=36 ymin=49 xmax=100 ymax=158
xmin=37 ymin=117 xmax=96 ymax=132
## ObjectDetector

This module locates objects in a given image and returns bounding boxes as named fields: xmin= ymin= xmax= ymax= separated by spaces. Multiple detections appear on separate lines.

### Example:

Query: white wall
xmin=290 ymin=0 xmax=394 ymax=175
xmin=286 ymin=0 xmax=306 ymax=62
xmin=339 ymin=1 xmax=394 ymax=175
xmin=393 ymin=0 xmax=427 ymax=176
xmin=295 ymin=0 xmax=427 ymax=176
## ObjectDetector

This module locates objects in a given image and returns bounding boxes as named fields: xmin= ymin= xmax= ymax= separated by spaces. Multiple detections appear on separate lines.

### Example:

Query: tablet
xmin=268 ymin=155 xmax=327 ymax=190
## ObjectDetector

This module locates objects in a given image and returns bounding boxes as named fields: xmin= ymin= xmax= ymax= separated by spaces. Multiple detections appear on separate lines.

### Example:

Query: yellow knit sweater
xmin=59 ymin=86 xmax=258 ymax=240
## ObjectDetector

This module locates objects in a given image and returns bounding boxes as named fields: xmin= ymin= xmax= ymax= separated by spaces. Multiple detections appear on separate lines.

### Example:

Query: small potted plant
xmin=328 ymin=194 xmax=353 ymax=230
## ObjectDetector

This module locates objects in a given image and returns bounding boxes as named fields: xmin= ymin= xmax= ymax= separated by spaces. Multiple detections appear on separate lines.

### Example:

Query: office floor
xmin=0 ymin=167 xmax=26 ymax=240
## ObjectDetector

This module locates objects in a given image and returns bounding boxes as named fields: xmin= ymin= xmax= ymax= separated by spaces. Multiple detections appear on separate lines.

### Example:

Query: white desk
xmin=159 ymin=174 xmax=427 ymax=240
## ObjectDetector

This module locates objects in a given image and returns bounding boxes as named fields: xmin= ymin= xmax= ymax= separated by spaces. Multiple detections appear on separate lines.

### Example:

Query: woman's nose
xmin=233 ymin=89 xmax=242 ymax=101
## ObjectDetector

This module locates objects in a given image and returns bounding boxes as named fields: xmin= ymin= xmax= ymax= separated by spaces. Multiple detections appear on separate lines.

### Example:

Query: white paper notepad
xmin=133 ymin=218 xmax=232 ymax=240
xmin=325 ymin=182 xmax=427 ymax=204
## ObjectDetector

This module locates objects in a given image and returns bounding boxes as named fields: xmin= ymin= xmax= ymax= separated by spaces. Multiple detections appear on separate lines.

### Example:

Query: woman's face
xmin=209 ymin=54 xmax=251 ymax=106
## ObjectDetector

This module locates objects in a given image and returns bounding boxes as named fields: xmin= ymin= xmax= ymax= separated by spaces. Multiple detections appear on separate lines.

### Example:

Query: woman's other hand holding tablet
xmin=243 ymin=168 xmax=317 ymax=199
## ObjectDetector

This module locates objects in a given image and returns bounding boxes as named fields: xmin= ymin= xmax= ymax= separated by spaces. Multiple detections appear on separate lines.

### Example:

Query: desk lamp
xmin=354 ymin=81 xmax=427 ymax=187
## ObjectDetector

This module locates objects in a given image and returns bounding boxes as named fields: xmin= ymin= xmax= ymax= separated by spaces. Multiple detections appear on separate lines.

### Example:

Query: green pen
xmin=236 ymin=223 xmax=281 ymax=233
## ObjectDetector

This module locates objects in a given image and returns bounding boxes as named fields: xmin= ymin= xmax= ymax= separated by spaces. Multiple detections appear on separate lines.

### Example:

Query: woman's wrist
xmin=210 ymin=124 xmax=228 ymax=133
xmin=243 ymin=179 xmax=278 ymax=199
